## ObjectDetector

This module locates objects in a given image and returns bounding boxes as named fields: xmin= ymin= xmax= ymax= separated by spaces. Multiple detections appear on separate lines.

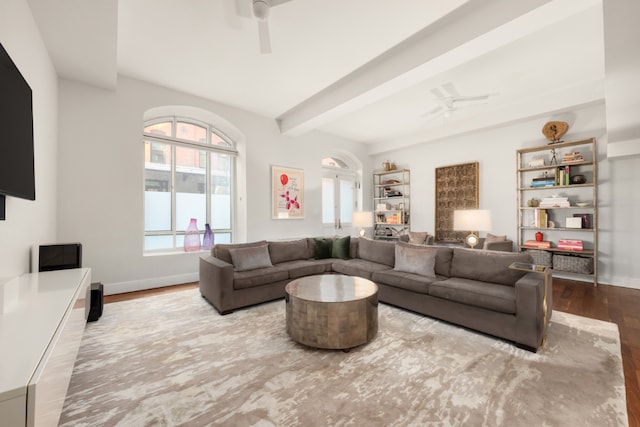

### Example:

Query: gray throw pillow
xmin=393 ymin=244 xmax=437 ymax=278
xmin=229 ymin=244 xmax=273 ymax=272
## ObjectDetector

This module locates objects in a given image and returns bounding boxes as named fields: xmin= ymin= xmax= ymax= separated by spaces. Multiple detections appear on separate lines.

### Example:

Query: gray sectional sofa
xmin=199 ymin=236 xmax=552 ymax=351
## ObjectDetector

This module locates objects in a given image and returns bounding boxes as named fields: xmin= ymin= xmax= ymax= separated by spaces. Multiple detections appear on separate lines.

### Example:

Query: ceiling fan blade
xmin=454 ymin=95 xmax=490 ymax=103
xmin=442 ymin=82 xmax=459 ymax=97
xmin=430 ymin=87 xmax=445 ymax=100
xmin=258 ymin=20 xmax=272 ymax=54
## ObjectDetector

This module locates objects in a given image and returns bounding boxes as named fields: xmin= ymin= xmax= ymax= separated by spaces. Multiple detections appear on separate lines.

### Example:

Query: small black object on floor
xmin=88 ymin=282 xmax=103 ymax=322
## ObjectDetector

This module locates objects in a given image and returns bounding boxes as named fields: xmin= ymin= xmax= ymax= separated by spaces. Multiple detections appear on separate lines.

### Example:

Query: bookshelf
xmin=516 ymin=138 xmax=598 ymax=284
xmin=373 ymin=169 xmax=410 ymax=240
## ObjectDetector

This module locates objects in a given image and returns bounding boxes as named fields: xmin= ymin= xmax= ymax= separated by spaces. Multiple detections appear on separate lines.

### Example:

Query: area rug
xmin=59 ymin=289 xmax=628 ymax=427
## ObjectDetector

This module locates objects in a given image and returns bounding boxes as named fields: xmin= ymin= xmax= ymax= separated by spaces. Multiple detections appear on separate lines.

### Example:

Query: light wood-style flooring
xmin=105 ymin=279 xmax=640 ymax=427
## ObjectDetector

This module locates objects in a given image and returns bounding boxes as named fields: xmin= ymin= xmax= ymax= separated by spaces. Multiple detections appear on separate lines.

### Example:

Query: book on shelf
xmin=555 ymin=165 xmax=571 ymax=186
xmin=534 ymin=208 xmax=548 ymax=228
xmin=525 ymin=240 xmax=552 ymax=248
xmin=530 ymin=179 xmax=556 ymax=187
xmin=561 ymin=151 xmax=584 ymax=164
xmin=573 ymin=213 xmax=592 ymax=229
xmin=557 ymin=239 xmax=583 ymax=251
xmin=539 ymin=196 xmax=570 ymax=208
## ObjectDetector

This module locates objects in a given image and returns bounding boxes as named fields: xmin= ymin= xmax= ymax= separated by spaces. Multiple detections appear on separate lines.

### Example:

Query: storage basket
xmin=552 ymin=254 xmax=594 ymax=274
xmin=525 ymin=249 xmax=552 ymax=267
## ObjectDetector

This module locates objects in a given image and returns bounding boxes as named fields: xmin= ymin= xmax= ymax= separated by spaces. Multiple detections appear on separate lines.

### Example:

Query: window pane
xmin=211 ymin=131 xmax=231 ymax=148
xmin=176 ymin=121 xmax=206 ymax=143
xmin=144 ymin=235 xmax=174 ymax=251
xmin=144 ymin=141 xmax=171 ymax=231
xmin=322 ymin=177 xmax=335 ymax=224
xmin=176 ymin=145 xmax=206 ymax=231
xmin=211 ymin=152 xmax=232 ymax=229
xmin=144 ymin=121 xmax=172 ymax=136
xmin=339 ymin=179 xmax=354 ymax=223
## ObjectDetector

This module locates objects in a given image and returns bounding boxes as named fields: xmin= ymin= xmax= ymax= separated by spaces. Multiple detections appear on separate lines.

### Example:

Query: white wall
xmin=57 ymin=76 xmax=369 ymax=294
xmin=0 ymin=0 xmax=58 ymax=279
xmin=371 ymin=102 xmax=640 ymax=289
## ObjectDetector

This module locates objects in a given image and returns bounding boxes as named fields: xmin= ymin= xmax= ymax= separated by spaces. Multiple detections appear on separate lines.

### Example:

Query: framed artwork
xmin=435 ymin=162 xmax=479 ymax=242
xmin=272 ymin=165 xmax=304 ymax=219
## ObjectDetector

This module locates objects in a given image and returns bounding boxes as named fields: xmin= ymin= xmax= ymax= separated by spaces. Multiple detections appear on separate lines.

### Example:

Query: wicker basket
xmin=552 ymin=254 xmax=594 ymax=274
xmin=525 ymin=249 xmax=552 ymax=267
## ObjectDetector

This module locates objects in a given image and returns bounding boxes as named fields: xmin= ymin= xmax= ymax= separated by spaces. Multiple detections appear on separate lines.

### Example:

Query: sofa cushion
xmin=393 ymin=243 xmax=437 ymax=278
xmin=233 ymin=265 xmax=289 ymax=290
xmin=450 ymin=248 xmax=532 ymax=286
xmin=332 ymin=259 xmax=392 ymax=280
xmin=213 ymin=240 xmax=268 ymax=264
xmin=229 ymin=244 xmax=273 ymax=272
xmin=429 ymin=277 xmax=516 ymax=314
xmin=331 ymin=235 xmax=351 ymax=259
xmin=372 ymin=270 xmax=441 ymax=294
xmin=397 ymin=242 xmax=453 ymax=277
xmin=357 ymin=237 xmax=395 ymax=267
xmin=313 ymin=238 xmax=333 ymax=259
xmin=268 ymin=239 xmax=310 ymax=264
xmin=280 ymin=259 xmax=331 ymax=279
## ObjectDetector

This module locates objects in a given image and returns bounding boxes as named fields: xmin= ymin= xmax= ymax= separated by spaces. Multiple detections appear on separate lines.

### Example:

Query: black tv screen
xmin=0 ymin=42 xmax=35 ymax=202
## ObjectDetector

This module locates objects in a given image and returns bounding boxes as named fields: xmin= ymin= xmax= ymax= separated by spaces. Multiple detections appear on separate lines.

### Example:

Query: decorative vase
xmin=184 ymin=218 xmax=201 ymax=252
xmin=535 ymin=231 xmax=544 ymax=242
xmin=202 ymin=223 xmax=214 ymax=250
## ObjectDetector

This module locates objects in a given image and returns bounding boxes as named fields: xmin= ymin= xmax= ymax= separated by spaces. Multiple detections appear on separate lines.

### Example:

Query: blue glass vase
xmin=184 ymin=218 xmax=201 ymax=252
xmin=202 ymin=223 xmax=214 ymax=250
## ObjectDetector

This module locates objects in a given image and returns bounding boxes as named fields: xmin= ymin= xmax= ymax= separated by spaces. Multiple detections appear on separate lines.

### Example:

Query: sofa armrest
xmin=199 ymin=255 xmax=235 ymax=314
xmin=514 ymin=272 xmax=552 ymax=350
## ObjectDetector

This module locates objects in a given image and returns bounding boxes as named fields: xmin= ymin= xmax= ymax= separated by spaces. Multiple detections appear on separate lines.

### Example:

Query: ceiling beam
xmin=277 ymin=0 xmax=553 ymax=137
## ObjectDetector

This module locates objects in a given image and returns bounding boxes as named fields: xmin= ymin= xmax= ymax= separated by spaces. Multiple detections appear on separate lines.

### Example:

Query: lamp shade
xmin=352 ymin=211 xmax=374 ymax=228
xmin=453 ymin=209 xmax=492 ymax=231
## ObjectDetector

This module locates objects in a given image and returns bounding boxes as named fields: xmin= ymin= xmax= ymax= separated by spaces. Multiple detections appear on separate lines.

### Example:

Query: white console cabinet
xmin=0 ymin=268 xmax=90 ymax=426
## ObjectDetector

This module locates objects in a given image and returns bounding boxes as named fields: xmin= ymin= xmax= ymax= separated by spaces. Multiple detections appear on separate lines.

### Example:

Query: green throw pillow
xmin=314 ymin=238 xmax=333 ymax=259
xmin=331 ymin=235 xmax=351 ymax=259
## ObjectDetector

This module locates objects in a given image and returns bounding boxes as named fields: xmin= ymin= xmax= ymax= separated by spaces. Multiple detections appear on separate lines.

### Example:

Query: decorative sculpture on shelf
xmin=542 ymin=121 xmax=569 ymax=144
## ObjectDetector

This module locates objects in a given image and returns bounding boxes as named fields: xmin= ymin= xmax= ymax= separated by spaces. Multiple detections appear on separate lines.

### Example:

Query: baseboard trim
xmin=104 ymin=273 xmax=199 ymax=295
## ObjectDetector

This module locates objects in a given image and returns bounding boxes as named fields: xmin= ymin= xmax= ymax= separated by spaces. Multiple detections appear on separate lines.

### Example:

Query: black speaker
xmin=38 ymin=243 xmax=82 ymax=272
xmin=88 ymin=282 xmax=103 ymax=322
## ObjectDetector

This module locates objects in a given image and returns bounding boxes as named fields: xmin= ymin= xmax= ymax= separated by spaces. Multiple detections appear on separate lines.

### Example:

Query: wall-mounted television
xmin=0 ymin=42 xmax=35 ymax=220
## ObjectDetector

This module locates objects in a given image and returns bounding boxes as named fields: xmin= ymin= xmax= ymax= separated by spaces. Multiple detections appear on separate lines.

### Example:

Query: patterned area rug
xmin=60 ymin=289 xmax=628 ymax=426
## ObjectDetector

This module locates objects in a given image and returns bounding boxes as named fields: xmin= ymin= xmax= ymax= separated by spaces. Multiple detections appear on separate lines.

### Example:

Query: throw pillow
xmin=483 ymin=233 xmax=507 ymax=249
xmin=331 ymin=235 xmax=351 ymax=259
xmin=408 ymin=231 xmax=429 ymax=245
xmin=393 ymin=244 xmax=437 ymax=278
xmin=314 ymin=238 xmax=333 ymax=259
xmin=228 ymin=244 xmax=273 ymax=272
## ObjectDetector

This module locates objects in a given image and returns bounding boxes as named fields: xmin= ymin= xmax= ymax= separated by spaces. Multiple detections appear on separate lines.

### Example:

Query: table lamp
xmin=453 ymin=209 xmax=492 ymax=249
xmin=352 ymin=211 xmax=374 ymax=237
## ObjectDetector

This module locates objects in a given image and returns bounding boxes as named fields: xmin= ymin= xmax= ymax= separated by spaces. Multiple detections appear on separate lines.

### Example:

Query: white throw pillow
xmin=229 ymin=244 xmax=273 ymax=272
xmin=393 ymin=244 xmax=437 ymax=278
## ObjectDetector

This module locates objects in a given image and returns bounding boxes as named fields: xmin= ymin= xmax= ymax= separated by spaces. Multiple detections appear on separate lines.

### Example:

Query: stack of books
xmin=556 ymin=165 xmax=571 ymax=186
xmin=558 ymin=239 xmax=583 ymax=251
xmin=534 ymin=208 xmax=548 ymax=228
xmin=525 ymin=240 xmax=552 ymax=248
xmin=530 ymin=177 xmax=556 ymax=187
xmin=539 ymin=197 xmax=570 ymax=208
xmin=562 ymin=151 xmax=584 ymax=164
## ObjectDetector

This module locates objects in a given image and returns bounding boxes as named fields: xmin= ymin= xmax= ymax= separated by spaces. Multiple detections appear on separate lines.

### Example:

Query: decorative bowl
xmin=575 ymin=202 xmax=589 ymax=207
xmin=570 ymin=174 xmax=586 ymax=184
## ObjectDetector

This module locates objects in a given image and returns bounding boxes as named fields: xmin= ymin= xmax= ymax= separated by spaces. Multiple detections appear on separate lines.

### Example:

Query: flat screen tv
xmin=0 ymin=42 xmax=35 ymax=220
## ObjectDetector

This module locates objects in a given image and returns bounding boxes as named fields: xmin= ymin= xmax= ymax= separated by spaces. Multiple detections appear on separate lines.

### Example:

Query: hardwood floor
xmin=105 ymin=279 xmax=640 ymax=426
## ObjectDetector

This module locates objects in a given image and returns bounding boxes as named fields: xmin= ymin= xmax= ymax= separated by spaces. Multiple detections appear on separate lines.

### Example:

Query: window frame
xmin=143 ymin=116 xmax=237 ymax=253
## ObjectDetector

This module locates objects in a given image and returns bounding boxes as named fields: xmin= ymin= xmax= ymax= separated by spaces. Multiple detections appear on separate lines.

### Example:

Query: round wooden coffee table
xmin=285 ymin=275 xmax=378 ymax=350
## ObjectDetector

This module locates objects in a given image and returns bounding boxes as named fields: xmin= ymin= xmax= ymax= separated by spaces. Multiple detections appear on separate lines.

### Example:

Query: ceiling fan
xmin=424 ymin=82 xmax=497 ymax=119
xmin=238 ymin=0 xmax=293 ymax=54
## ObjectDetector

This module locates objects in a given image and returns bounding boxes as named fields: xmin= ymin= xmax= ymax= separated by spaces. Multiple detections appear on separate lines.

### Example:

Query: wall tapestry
xmin=435 ymin=161 xmax=479 ymax=242
xmin=272 ymin=165 xmax=304 ymax=219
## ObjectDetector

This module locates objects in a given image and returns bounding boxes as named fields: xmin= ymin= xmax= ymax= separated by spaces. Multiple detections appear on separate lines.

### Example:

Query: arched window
xmin=143 ymin=116 xmax=237 ymax=252
xmin=321 ymin=156 xmax=358 ymax=233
